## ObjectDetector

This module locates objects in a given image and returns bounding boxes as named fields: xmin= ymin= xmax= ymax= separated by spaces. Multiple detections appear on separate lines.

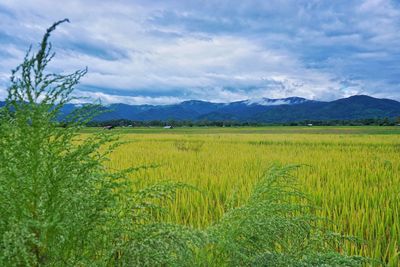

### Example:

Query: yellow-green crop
xmin=104 ymin=127 xmax=400 ymax=266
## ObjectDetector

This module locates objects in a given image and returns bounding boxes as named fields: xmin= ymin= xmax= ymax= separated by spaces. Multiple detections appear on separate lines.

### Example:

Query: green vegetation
xmin=83 ymin=125 xmax=400 ymax=135
xmin=0 ymin=21 xmax=379 ymax=266
xmin=88 ymin=117 xmax=400 ymax=128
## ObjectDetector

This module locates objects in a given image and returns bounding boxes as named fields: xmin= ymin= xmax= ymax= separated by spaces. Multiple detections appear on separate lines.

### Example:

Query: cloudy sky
xmin=0 ymin=0 xmax=399 ymax=104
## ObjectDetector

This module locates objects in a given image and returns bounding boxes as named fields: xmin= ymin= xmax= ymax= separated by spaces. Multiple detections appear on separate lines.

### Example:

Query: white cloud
xmin=71 ymin=90 xmax=182 ymax=105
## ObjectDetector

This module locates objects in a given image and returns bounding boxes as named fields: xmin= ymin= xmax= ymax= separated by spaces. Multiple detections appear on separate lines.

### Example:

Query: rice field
xmin=99 ymin=126 xmax=400 ymax=266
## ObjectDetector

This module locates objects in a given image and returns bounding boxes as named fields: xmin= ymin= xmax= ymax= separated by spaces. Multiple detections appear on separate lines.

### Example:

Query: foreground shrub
xmin=0 ymin=20 xmax=367 ymax=266
xmin=0 ymin=20 xmax=204 ymax=266
xmin=207 ymin=165 xmax=368 ymax=266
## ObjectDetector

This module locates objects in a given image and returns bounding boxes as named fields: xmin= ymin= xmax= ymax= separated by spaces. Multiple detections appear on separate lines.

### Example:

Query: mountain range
xmin=1 ymin=95 xmax=400 ymax=123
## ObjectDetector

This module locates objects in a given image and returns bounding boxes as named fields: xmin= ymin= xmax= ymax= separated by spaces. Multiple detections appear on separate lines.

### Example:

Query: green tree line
xmin=87 ymin=117 xmax=400 ymax=127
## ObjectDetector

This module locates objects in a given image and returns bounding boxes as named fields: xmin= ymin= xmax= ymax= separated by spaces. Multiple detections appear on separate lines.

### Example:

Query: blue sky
xmin=0 ymin=0 xmax=399 ymax=104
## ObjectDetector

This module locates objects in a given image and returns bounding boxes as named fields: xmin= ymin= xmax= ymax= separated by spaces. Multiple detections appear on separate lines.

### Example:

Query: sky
xmin=0 ymin=0 xmax=399 ymax=105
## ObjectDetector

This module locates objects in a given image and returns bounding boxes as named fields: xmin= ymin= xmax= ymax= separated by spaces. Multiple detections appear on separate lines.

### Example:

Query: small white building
xmin=163 ymin=125 xmax=173 ymax=129
xmin=307 ymin=123 xmax=313 ymax=127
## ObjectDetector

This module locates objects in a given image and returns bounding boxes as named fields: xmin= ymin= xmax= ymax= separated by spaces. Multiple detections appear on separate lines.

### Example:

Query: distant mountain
xmin=197 ymin=97 xmax=318 ymax=122
xmin=88 ymin=95 xmax=400 ymax=122
xmin=243 ymin=95 xmax=400 ymax=122
xmin=1 ymin=95 xmax=400 ymax=122
xmin=243 ymin=97 xmax=310 ymax=106
xmin=91 ymin=100 xmax=223 ymax=121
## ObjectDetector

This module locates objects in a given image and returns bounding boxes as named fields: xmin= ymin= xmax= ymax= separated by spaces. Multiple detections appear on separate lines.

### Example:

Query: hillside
xmin=91 ymin=95 xmax=400 ymax=122
xmin=1 ymin=95 xmax=400 ymax=122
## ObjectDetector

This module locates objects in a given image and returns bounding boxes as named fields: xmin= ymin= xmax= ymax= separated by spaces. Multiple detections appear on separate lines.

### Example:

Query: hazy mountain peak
xmin=180 ymin=100 xmax=215 ymax=105
xmin=244 ymin=97 xmax=309 ymax=106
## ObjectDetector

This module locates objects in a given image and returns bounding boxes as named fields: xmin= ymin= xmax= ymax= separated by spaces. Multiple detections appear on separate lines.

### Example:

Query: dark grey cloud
xmin=0 ymin=0 xmax=399 ymax=104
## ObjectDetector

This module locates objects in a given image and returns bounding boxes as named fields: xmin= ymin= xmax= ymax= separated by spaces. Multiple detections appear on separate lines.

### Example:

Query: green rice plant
xmin=109 ymin=131 xmax=399 ymax=265
xmin=174 ymin=140 xmax=205 ymax=152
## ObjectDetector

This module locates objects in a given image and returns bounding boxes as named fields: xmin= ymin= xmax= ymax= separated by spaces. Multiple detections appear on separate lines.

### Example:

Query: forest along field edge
xmin=95 ymin=126 xmax=400 ymax=265
xmin=81 ymin=125 xmax=400 ymax=135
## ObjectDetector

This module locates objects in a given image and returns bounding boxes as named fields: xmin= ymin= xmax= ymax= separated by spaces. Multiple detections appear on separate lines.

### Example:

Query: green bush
xmin=0 ymin=20 xmax=205 ymax=266
xmin=206 ymin=165 xmax=368 ymax=266
xmin=0 ymin=20 xmax=367 ymax=266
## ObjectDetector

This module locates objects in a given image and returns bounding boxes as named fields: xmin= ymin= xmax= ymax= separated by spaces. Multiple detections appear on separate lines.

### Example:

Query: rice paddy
xmin=101 ymin=126 xmax=400 ymax=266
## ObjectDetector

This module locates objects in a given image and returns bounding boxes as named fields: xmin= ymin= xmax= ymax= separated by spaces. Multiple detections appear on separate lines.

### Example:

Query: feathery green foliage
xmin=0 ymin=20 xmax=204 ymax=266
xmin=207 ymin=165 xmax=367 ymax=266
